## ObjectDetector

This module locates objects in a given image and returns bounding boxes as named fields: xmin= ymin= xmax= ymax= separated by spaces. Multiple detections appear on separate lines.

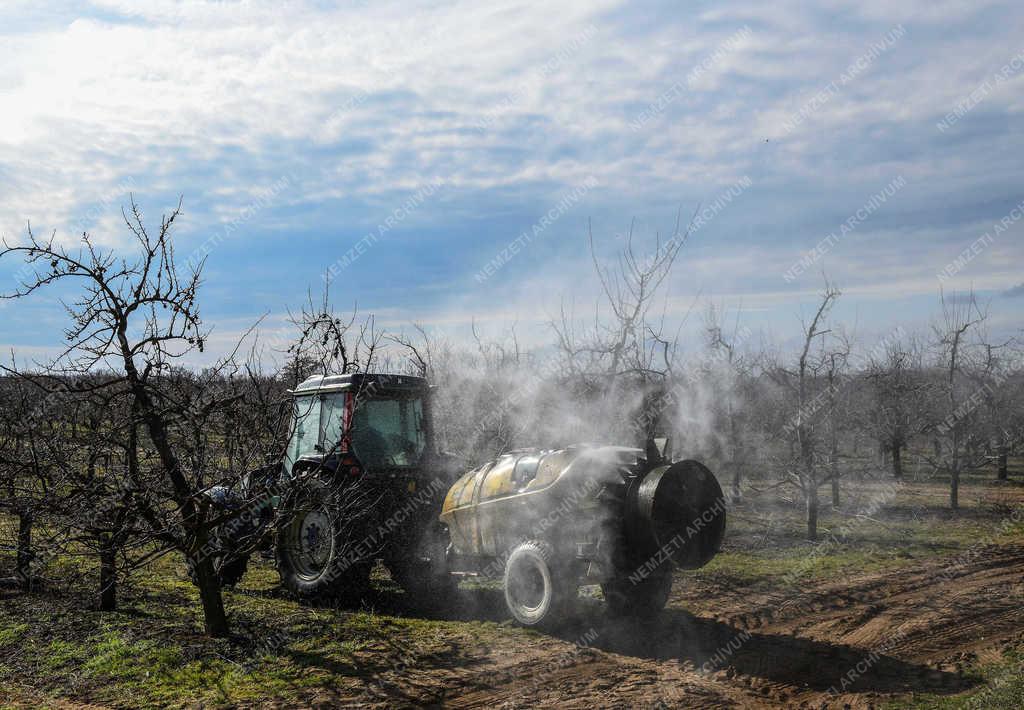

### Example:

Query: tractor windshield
xmin=350 ymin=395 xmax=427 ymax=468
xmin=284 ymin=395 xmax=322 ymax=475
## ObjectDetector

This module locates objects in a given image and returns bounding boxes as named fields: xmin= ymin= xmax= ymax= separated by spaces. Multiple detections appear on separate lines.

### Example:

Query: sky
xmin=0 ymin=0 xmax=1022 ymax=366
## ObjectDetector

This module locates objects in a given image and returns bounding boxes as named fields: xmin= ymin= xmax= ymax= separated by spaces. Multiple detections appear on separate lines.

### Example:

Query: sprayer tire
xmin=602 ymin=569 xmax=673 ymax=618
xmin=503 ymin=541 xmax=574 ymax=628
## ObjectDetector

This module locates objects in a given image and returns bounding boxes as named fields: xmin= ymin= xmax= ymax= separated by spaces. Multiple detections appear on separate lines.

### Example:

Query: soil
xmin=300 ymin=543 xmax=1024 ymax=709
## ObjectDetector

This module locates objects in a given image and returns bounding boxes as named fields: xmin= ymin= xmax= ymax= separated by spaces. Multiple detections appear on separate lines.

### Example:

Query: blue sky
xmin=0 ymin=0 xmax=1022 ymax=365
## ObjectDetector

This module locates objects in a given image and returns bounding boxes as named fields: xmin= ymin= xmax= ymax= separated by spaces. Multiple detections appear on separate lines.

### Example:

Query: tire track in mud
xmin=717 ymin=545 xmax=1024 ymax=657
xmin=696 ymin=544 xmax=1024 ymax=707
xmin=440 ymin=653 xmax=744 ymax=709
xmin=435 ymin=544 xmax=1024 ymax=709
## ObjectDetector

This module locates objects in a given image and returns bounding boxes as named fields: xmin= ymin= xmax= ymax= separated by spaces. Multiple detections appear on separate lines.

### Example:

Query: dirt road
xmin=333 ymin=543 xmax=1024 ymax=708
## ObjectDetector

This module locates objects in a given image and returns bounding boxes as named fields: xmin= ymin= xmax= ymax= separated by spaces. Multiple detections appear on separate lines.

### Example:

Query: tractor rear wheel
xmin=275 ymin=477 xmax=372 ymax=604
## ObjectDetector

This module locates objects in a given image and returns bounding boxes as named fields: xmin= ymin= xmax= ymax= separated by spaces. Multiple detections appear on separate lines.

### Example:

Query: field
xmin=2 ymin=470 xmax=1023 ymax=709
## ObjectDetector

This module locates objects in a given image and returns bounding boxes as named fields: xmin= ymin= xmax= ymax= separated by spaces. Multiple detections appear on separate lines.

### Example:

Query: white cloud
xmin=0 ymin=0 xmax=1022 ymax=353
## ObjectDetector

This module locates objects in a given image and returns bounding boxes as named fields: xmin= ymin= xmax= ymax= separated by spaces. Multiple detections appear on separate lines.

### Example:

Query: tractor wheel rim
xmin=288 ymin=507 xmax=334 ymax=579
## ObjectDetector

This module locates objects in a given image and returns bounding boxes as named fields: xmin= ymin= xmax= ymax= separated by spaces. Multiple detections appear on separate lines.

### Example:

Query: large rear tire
xmin=275 ymin=477 xmax=373 ymax=603
xmin=503 ymin=541 xmax=574 ymax=628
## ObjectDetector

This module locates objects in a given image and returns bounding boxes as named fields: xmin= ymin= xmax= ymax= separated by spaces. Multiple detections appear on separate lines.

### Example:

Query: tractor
xmin=199 ymin=372 xmax=726 ymax=627
xmin=198 ymin=373 xmax=458 ymax=600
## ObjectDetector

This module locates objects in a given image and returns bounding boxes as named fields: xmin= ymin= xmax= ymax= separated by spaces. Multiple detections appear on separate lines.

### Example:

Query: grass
xmin=892 ymin=650 xmax=1024 ymax=709
xmin=1 ymin=468 xmax=1022 ymax=708
xmin=693 ymin=471 xmax=1024 ymax=591
xmin=0 ymin=555 xmax=516 ymax=708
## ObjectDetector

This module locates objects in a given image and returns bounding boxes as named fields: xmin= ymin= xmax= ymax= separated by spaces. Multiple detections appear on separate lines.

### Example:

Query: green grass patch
xmin=694 ymin=478 xmax=1024 ymax=590
xmin=892 ymin=648 xmax=1024 ymax=709
xmin=0 ymin=624 xmax=28 ymax=649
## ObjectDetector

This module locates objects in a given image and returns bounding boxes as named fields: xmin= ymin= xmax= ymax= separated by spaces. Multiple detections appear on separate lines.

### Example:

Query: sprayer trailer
xmin=440 ymin=446 xmax=726 ymax=626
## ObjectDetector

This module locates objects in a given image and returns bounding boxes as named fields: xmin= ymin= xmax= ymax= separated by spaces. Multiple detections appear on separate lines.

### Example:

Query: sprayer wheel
xmin=503 ymin=540 xmax=574 ymax=628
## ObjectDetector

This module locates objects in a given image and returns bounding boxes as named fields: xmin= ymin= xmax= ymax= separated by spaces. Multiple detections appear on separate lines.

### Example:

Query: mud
xmin=310 ymin=543 xmax=1024 ymax=709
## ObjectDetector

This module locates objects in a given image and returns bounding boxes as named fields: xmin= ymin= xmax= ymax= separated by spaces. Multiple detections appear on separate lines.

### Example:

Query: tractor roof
xmin=291 ymin=372 xmax=429 ymax=395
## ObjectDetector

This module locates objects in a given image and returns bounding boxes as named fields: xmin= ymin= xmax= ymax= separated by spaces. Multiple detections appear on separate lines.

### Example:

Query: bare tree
xmin=862 ymin=335 xmax=931 ymax=481
xmin=0 ymin=375 xmax=61 ymax=589
xmin=930 ymin=290 xmax=987 ymax=510
xmin=55 ymin=383 xmax=126 ymax=610
xmin=763 ymin=280 xmax=842 ymax=540
xmin=0 ymin=199 xmax=263 ymax=635
xmin=551 ymin=217 xmax=689 ymax=447
xmin=286 ymin=290 xmax=384 ymax=384
xmin=819 ymin=328 xmax=851 ymax=508
xmin=703 ymin=304 xmax=753 ymax=503
xmin=964 ymin=326 xmax=1023 ymax=481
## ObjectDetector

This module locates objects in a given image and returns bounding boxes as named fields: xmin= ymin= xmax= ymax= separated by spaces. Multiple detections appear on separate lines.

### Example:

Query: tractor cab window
xmin=285 ymin=395 xmax=322 ymax=474
xmin=319 ymin=393 xmax=347 ymax=454
xmin=350 ymin=395 xmax=426 ymax=468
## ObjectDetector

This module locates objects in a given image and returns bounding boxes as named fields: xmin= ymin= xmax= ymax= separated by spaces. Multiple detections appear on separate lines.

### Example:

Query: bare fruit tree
xmin=818 ymin=327 xmax=851 ymax=508
xmin=0 ymin=199 xmax=259 ymax=635
xmin=0 ymin=375 xmax=64 ymax=589
xmin=862 ymin=335 xmax=932 ymax=481
xmin=551 ymin=217 xmax=688 ymax=446
xmin=930 ymin=290 xmax=986 ymax=510
xmin=285 ymin=289 xmax=384 ymax=384
xmin=703 ymin=304 xmax=754 ymax=502
xmin=964 ymin=325 xmax=1023 ymax=481
xmin=764 ymin=280 xmax=842 ymax=540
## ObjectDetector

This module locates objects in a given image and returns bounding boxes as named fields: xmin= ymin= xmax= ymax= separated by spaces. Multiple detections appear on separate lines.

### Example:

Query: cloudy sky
xmin=1 ymin=0 xmax=1022 ymax=363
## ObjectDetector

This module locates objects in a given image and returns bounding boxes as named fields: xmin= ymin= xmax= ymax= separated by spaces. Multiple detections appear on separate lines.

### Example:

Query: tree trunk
xmin=98 ymin=537 xmax=117 ymax=611
xmin=950 ymin=429 xmax=960 ymax=511
xmin=16 ymin=511 xmax=33 ymax=588
xmin=892 ymin=443 xmax=903 ymax=480
xmin=192 ymin=554 xmax=230 ymax=637
xmin=830 ymin=434 xmax=840 ymax=507
xmin=997 ymin=449 xmax=1008 ymax=481
xmin=806 ymin=485 xmax=819 ymax=541
xmin=729 ymin=414 xmax=742 ymax=504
